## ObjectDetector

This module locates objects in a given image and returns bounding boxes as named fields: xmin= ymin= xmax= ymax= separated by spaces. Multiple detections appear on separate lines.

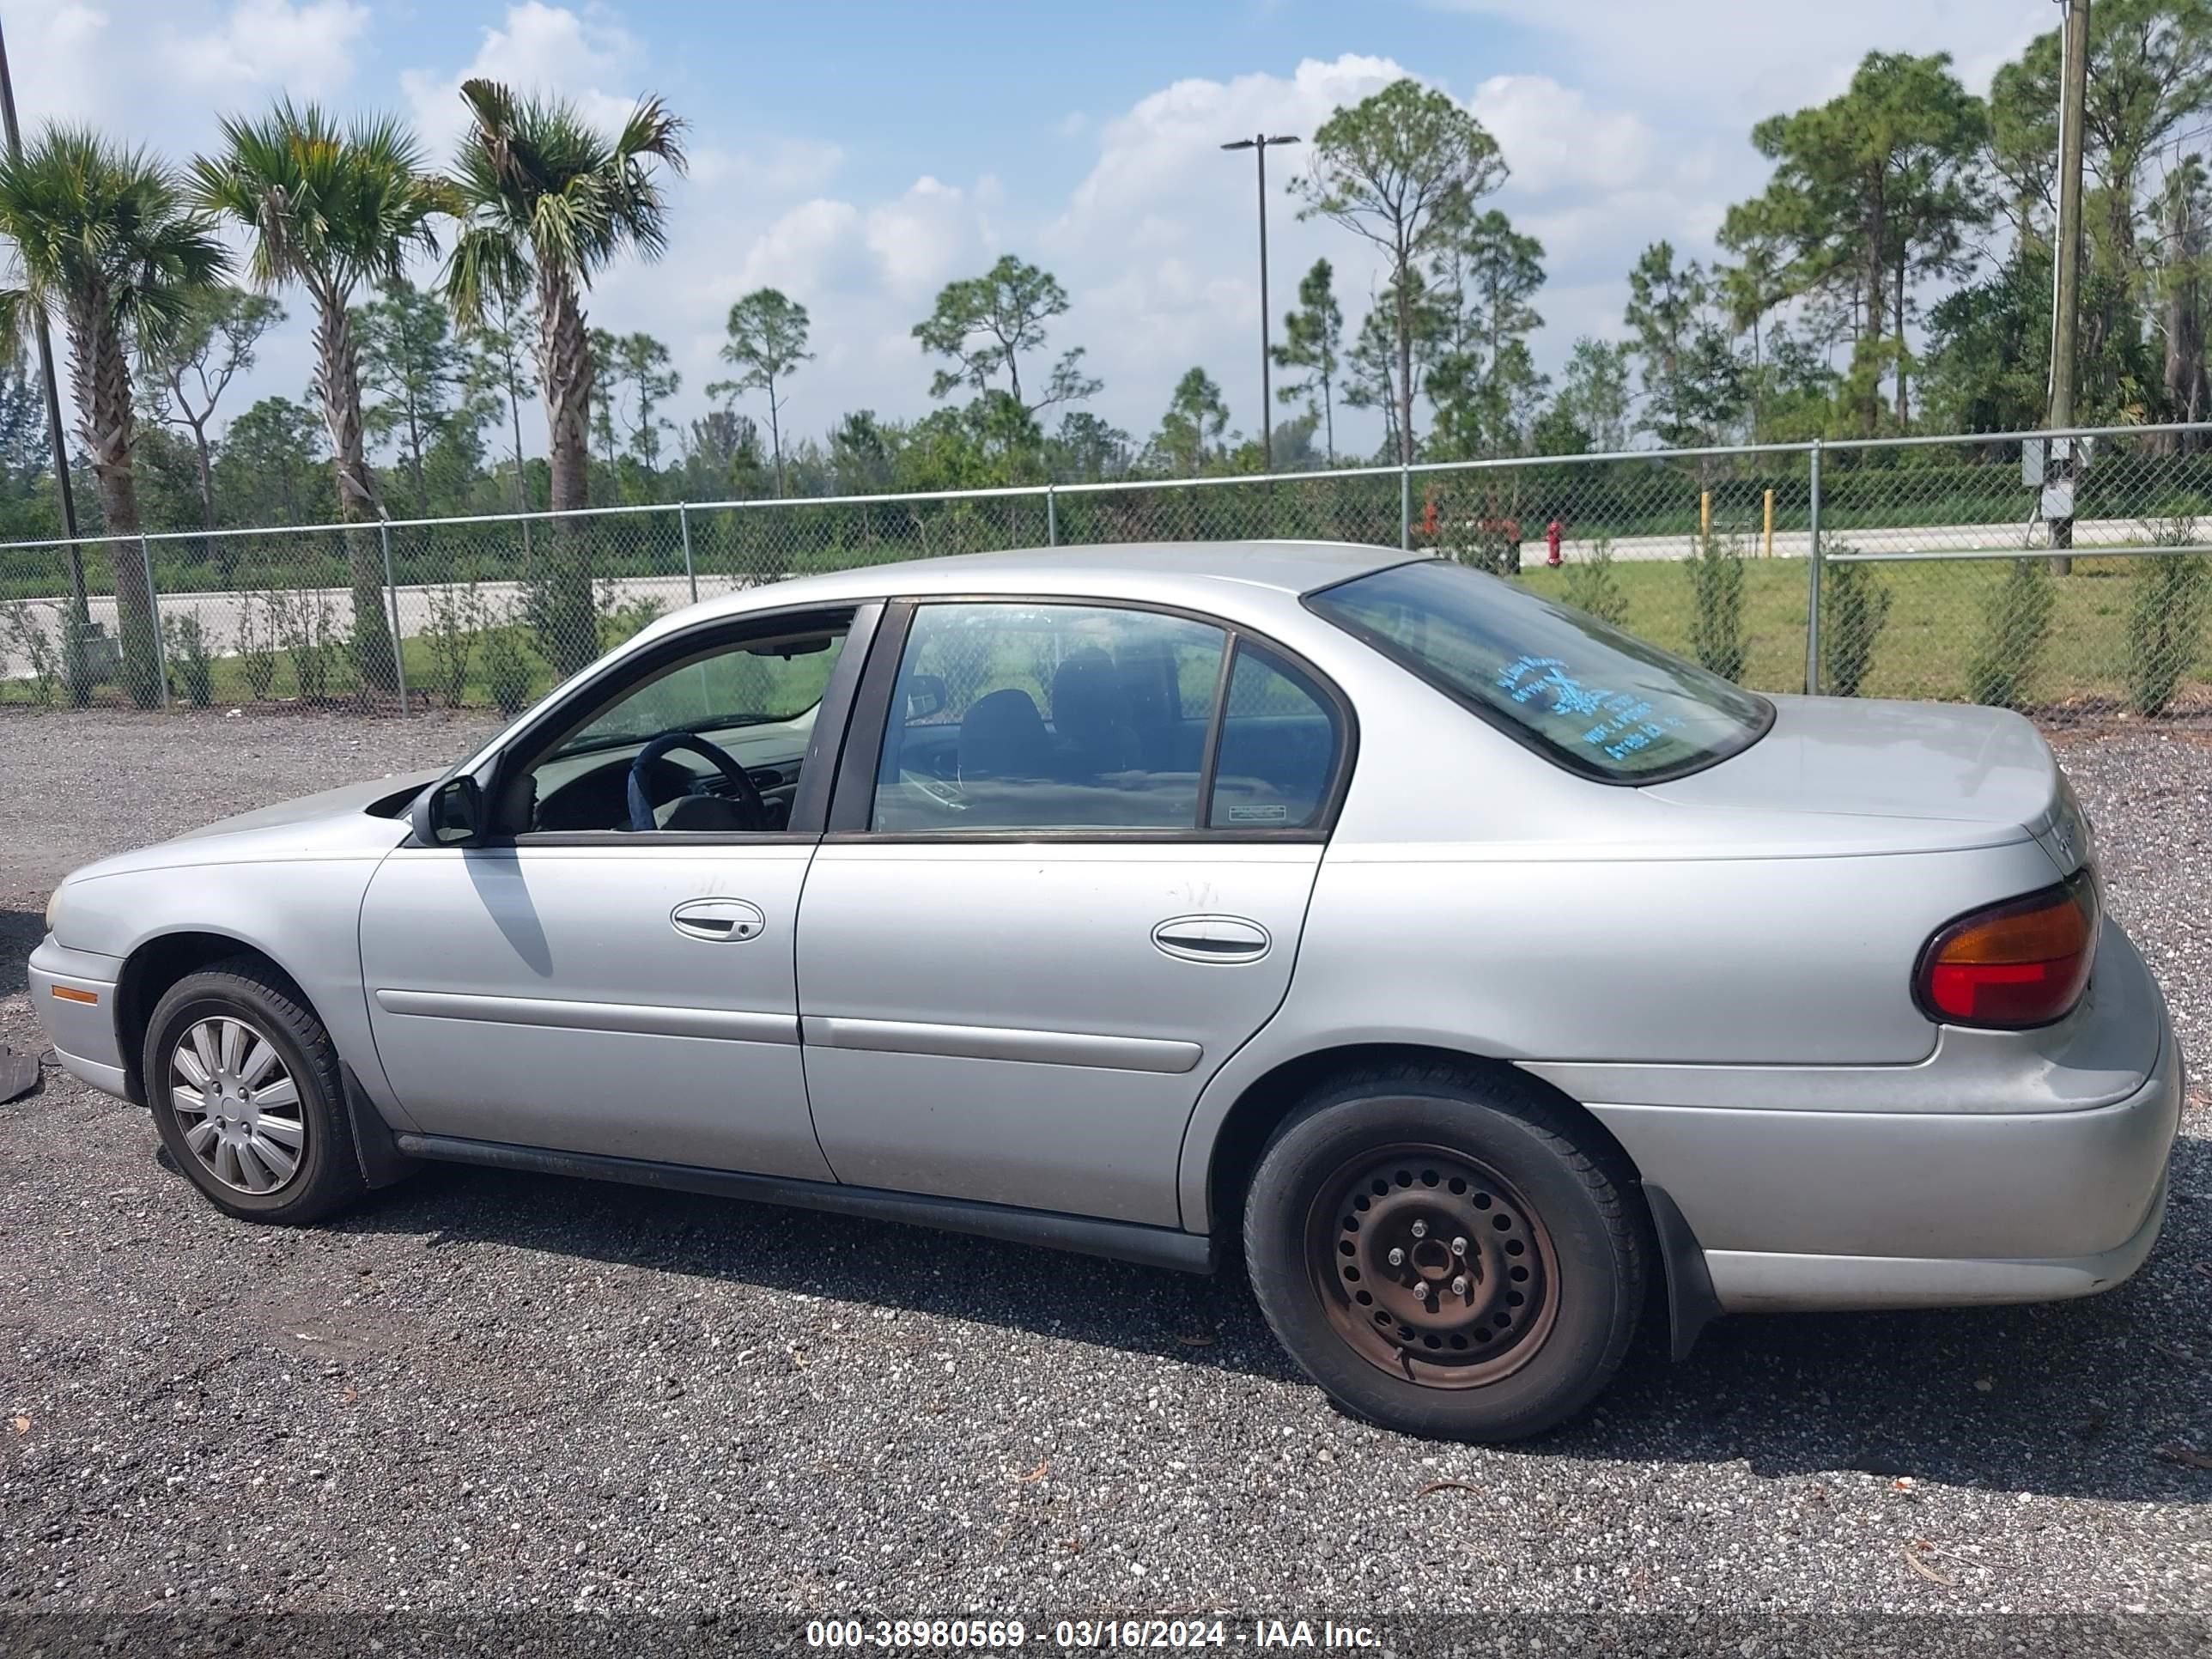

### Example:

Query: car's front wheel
xmin=143 ymin=957 xmax=364 ymax=1224
xmin=1243 ymin=1064 xmax=1647 ymax=1441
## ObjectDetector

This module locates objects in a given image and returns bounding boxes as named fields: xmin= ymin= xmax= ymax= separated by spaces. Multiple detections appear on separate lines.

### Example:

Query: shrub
xmin=234 ymin=593 xmax=278 ymax=702
xmin=1818 ymin=551 xmax=1892 ymax=697
xmin=523 ymin=532 xmax=596 ymax=678
xmin=422 ymin=583 xmax=484 ymax=708
xmin=2 ymin=601 xmax=61 ymax=706
xmin=1966 ymin=558 xmax=2057 ymax=709
xmin=596 ymin=577 xmax=666 ymax=652
xmin=480 ymin=605 xmax=538 ymax=718
xmin=164 ymin=610 xmax=215 ymax=708
xmin=1560 ymin=537 xmax=1628 ymax=628
xmin=2126 ymin=514 xmax=2209 ymax=715
xmin=1686 ymin=532 xmax=1746 ymax=683
xmin=269 ymin=586 xmax=339 ymax=703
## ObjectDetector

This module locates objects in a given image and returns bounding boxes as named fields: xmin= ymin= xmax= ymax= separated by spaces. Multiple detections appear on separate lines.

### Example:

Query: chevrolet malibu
xmin=29 ymin=544 xmax=2181 ymax=1440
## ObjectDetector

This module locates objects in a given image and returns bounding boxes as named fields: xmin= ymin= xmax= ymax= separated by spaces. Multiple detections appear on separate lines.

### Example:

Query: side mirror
xmin=410 ymin=775 xmax=486 ymax=848
xmin=903 ymin=672 xmax=949 ymax=723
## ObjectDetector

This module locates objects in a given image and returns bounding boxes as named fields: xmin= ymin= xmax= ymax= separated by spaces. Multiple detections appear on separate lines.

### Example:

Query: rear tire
xmin=1243 ymin=1063 xmax=1646 ymax=1442
xmin=143 ymin=957 xmax=365 ymax=1225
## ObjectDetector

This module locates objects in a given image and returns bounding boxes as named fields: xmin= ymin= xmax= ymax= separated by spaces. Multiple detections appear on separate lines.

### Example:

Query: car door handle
xmin=1152 ymin=915 xmax=1272 ymax=964
xmin=670 ymin=898 xmax=767 ymax=943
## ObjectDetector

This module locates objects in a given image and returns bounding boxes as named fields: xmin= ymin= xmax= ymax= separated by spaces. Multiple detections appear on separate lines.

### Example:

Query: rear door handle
xmin=671 ymin=898 xmax=767 ymax=943
xmin=1152 ymin=914 xmax=1272 ymax=964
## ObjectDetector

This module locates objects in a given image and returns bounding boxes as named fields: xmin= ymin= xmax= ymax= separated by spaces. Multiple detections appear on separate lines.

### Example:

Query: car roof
xmin=682 ymin=539 xmax=1413 ymax=622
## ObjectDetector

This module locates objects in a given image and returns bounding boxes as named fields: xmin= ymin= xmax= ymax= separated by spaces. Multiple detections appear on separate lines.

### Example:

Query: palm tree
xmin=191 ymin=100 xmax=443 ymax=695
xmin=442 ymin=78 xmax=686 ymax=677
xmin=0 ymin=128 xmax=227 ymax=707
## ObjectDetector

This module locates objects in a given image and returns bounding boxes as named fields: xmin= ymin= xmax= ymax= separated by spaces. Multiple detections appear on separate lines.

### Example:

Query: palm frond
xmin=0 ymin=287 xmax=36 ymax=363
xmin=445 ymin=79 xmax=686 ymax=292
xmin=441 ymin=222 xmax=530 ymax=329
xmin=0 ymin=125 xmax=222 ymax=356
xmin=190 ymin=98 xmax=442 ymax=300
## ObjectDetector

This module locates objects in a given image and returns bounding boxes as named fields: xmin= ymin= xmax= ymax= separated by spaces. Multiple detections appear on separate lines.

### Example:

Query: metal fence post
xmin=679 ymin=502 xmax=697 ymax=604
xmin=379 ymin=522 xmax=408 ymax=716
xmin=1803 ymin=439 xmax=1824 ymax=696
xmin=1047 ymin=484 xmax=1058 ymax=547
xmin=141 ymin=532 xmax=167 ymax=708
xmin=1400 ymin=465 xmax=1412 ymax=551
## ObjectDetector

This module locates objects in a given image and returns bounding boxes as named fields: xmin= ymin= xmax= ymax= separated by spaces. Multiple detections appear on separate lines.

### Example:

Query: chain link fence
xmin=3 ymin=422 xmax=2209 ymax=721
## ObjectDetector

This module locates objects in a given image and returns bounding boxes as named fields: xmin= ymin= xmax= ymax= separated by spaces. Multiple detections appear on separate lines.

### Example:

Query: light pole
xmin=2045 ymin=0 xmax=2089 ymax=574
xmin=0 ymin=16 xmax=91 ymax=681
xmin=1221 ymin=132 xmax=1298 ymax=472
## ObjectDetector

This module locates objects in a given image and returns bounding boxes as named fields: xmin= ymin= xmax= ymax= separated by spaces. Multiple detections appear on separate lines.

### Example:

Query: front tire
xmin=143 ymin=957 xmax=365 ymax=1225
xmin=1243 ymin=1064 xmax=1647 ymax=1442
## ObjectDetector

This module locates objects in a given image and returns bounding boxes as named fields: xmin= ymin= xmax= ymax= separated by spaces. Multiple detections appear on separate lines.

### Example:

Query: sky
xmin=0 ymin=0 xmax=2063 ymax=463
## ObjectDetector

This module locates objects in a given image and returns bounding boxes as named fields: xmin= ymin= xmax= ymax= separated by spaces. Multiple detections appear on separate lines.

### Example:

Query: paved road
xmin=0 ymin=513 xmax=2172 ymax=683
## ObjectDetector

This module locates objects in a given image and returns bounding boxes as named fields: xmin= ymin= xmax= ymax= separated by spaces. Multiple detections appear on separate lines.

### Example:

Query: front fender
xmin=64 ymin=857 xmax=414 ymax=1128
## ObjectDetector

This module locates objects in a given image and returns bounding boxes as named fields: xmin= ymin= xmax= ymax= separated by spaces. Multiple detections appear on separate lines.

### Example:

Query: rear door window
xmin=1207 ymin=645 xmax=1340 ymax=830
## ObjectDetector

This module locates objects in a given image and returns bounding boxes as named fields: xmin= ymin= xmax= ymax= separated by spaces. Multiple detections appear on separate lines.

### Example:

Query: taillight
xmin=1914 ymin=871 xmax=2099 ymax=1029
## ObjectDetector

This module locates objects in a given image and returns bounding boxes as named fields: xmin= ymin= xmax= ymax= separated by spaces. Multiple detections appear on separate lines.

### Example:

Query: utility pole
xmin=0 ymin=17 xmax=91 ymax=696
xmin=1221 ymin=132 xmax=1298 ymax=472
xmin=2047 ymin=0 xmax=2089 ymax=574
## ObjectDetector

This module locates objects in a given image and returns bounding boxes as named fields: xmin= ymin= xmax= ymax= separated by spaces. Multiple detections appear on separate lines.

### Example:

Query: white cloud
xmin=866 ymin=177 xmax=991 ymax=301
xmin=1430 ymin=1 xmax=2051 ymax=108
xmin=1471 ymin=74 xmax=1668 ymax=198
xmin=1046 ymin=56 xmax=1415 ymax=440
xmin=400 ymin=1 xmax=646 ymax=159
xmin=5 ymin=4 xmax=111 ymax=124
xmin=690 ymin=138 xmax=846 ymax=197
xmin=169 ymin=0 xmax=369 ymax=100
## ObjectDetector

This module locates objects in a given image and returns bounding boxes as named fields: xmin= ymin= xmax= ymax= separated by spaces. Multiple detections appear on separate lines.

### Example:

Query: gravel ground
xmin=0 ymin=708 xmax=2207 ymax=1630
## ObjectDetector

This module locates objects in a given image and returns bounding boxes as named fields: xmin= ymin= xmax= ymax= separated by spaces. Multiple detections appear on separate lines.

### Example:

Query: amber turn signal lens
xmin=1917 ymin=872 xmax=2098 ymax=1029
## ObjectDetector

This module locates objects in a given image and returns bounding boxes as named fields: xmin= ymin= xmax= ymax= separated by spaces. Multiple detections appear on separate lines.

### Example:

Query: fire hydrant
xmin=1546 ymin=518 xmax=1564 ymax=567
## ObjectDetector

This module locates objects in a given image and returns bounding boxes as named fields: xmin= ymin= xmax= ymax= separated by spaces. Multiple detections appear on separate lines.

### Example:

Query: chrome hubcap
xmin=168 ymin=1017 xmax=304 ymax=1195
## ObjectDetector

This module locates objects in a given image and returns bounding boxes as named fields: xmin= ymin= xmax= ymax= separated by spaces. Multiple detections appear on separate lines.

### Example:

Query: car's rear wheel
xmin=143 ymin=958 xmax=364 ymax=1224
xmin=1243 ymin=1064 xmax=1647 ymax=1441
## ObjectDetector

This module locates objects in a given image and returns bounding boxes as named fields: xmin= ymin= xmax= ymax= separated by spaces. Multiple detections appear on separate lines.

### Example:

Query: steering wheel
xmin=626 ymin=732 xmax=766 ymax=831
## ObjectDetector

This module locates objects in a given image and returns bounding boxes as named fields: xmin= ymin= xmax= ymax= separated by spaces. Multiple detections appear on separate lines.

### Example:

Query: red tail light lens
xmin=1915 ymin=872 xmax=2099 ymax=1029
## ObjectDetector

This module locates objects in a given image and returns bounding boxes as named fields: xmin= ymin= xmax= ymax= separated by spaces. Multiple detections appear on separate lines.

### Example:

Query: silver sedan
xmin=29 ymin=544 xmax=2181 ymax=1440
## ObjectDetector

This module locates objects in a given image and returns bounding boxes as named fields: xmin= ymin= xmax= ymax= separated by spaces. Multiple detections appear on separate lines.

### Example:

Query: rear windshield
xmin=1307 ymin=560 xmax=1771 ymax=782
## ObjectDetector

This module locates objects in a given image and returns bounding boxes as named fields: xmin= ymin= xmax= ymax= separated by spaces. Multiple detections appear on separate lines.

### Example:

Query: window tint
xmin=1308 ymin=559 xmax=1769 ymax=781
xmin=524 ymin=625 xmax=846 ymax=833
xmin=556 ymin=635 xmax=842 ymax=757
xmin=1208 ymin=645 xmax=1339 ymax=830
xmin=873 ymin=602 xmax=1227 ymax=831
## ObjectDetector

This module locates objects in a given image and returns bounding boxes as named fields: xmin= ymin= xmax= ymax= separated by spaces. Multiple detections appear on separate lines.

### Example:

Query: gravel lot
xmin=0 ymin=708 xmax=2207 ymax=1629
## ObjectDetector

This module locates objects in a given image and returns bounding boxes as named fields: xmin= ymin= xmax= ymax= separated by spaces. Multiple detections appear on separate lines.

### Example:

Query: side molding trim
xmin=801 ymin=1013 xmax=1200 ymax=1074
xmin=374 ymin=988 xmax=798 ymax=1045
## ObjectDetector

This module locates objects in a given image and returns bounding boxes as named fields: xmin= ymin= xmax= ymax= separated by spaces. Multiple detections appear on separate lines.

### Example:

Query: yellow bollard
xmin=1764 ymin=488 xmax=1775 ymax=558
xmin=1699 ymin=489 xmax=1711 ymax=542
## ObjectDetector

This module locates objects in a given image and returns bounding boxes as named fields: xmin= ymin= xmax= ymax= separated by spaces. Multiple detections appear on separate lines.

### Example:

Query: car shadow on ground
xmin=313 ymin=1127 xmax=2212 ymax=1505
xmin=0 ymin=908 xmax=42 ymax=998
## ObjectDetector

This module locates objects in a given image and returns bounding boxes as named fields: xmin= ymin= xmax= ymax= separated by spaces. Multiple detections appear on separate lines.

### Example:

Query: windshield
xmin=1307 ymin=560 xmax=1771 ymax=782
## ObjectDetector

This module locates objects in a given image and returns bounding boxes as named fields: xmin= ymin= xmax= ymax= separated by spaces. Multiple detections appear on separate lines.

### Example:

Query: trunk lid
xmin=1647 ymin=696 xmax=2088 ymax=868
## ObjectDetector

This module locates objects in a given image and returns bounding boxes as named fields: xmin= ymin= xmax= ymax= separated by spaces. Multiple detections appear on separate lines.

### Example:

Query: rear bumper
xmin=1594 ymin=1011 xmax=2183 ymax=1316
xmin=27 ymin=935 xmax=129 ymax=1100
xmin=1703 ymin=1172 xmax=2168 ymax=1313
